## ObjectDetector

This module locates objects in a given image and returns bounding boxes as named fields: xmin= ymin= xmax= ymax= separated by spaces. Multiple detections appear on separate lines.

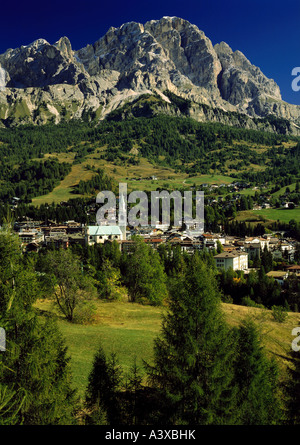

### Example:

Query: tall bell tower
xmin=119 ymin=184 xmax=127 ymax=241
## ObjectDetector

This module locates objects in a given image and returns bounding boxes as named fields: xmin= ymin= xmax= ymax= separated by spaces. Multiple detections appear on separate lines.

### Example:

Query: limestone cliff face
xmin=0 ymin=37 xmax=87 ymax=88
xmin=0 ymin=16 xmax=299 ymax=133
xmin=214 ymin=42 xmax=281 ymax=107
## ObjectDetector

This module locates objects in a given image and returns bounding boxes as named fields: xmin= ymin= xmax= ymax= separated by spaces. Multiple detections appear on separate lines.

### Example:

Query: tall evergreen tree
xmin=233 ymin=320 xmax=281 ymax=424
xmin=145 ymin=255 xmax=237 ymax=424
xmin=123 ymin=357 xmax=143 ymax=425
xmin=0 ymin=384 xmax=26 ymax=425
xmin=261 ymin=245 xmax=273 ymax=273
xmin=0 ymin=228 xmax=77 ymax=425
xmin=85 ymin=344 xmax=122 ymax=425
xmin=1 ymin=316 xmax=77 ymax=424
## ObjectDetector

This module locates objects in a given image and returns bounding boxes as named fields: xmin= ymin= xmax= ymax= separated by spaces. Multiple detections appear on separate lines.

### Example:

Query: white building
xmin=85 ymin=226 xmax=123 ymax=246
xmin=244 ymin=237 xmax=269 ymax=250
xmin=214 ymin=251 xmax=248 ymax=271
xmin=18 ymin=229 xmax=44 ymax=246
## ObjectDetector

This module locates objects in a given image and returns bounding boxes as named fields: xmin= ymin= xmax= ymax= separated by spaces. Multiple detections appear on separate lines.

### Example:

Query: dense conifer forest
xmin=0 ymin=116 xmax=298 ymax=183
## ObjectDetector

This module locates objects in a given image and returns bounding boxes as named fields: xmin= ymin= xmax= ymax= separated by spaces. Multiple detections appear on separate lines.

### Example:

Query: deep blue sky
xmin=1 ymin=0 xmax=299 ymax=104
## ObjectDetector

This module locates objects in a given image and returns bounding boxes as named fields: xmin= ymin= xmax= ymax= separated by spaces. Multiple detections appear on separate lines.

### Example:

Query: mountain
xmin=0 ymin=16 xmax=299 ymax=133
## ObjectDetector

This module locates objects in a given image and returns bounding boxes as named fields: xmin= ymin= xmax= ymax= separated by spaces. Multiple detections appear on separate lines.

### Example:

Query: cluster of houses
xmin=200 ymin=181 xmax=250 ymax=192
xmin=13 ymin=218 xmax=299 ymax=284
xmin=15 ymin=220 xmax=86 ymax=250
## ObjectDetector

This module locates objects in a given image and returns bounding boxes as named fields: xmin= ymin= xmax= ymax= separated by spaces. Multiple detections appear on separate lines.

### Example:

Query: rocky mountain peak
xmin=23 ymin=38 xmax=50 ymax=51
xmin=0 ymin=36 xmax=86 ymax=89
xmin=214 ymin=40 xmax=281 ymax=107
xmin=54 ymin=36 xmax=73 ymax=60
xmin=0 ymin=17 xmax=299 ymax=131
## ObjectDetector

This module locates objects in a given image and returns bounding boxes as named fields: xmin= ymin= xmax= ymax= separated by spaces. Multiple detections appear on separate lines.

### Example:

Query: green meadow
xmin=35 ymin=299 xmax=300 ymax=399
xmin=251 ymin=208 xmax=300 ymax=223
xmin=32 ymin=150 xmax=238 ymax=206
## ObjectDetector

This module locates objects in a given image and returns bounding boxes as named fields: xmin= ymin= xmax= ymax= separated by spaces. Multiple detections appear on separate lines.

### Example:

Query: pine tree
xmin=85 ymin=345 xmax=122 ymax=424
xmin=261 ymin=245 xmax=273 ymax=273
xmin=0 ymin=228 xmax=77 ymax=425
xmin=0 ymin=316 xmax=77 ymax=424
xmin=122 ymin=357 xmax=143 ymax=425
xmin=0 ymin=384 xmax=26 ymax=425
xmin=145 ymin=255 xmax=237 ymax=425
xmin=233 ymin=320 xmax=281 ymax=425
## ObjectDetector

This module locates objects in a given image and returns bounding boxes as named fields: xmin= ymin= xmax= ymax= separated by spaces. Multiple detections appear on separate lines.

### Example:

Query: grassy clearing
xmin=84 ymin=153 xmax=237 ymax=189
xmin=271 ymin=182 xmax=297 ymax=198
xmin=31 ymin=162 xmax=95 ymax=205
xmin=222 ymin=303 xmax=300 ymax=377
xmin=235 ymin=210 xmax=267 ymax=224
xmin=251 ymin=208 xmax=300 ymax=223
xmin=35 ymin=299 xmax=299 ymax=398
xmin=239 ymin=188 xmax=262 ymax=196
xmin=235 ymin=208 xmax=300 ymax=224
xmin=29 ymin=140 xmax=297 ymax=212
xmin=35 ymin=299 xmax=165 ymax=397
xmin=184 ymin=174 xmax=237 ymax=185
xmin=239 ymin=182 xmax=298 ymax=199
xmin=31 ymin=149 xmax=237 ymax=205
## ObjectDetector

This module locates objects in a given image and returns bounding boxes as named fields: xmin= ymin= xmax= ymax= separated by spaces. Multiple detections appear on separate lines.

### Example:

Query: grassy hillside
xmin=35 ymin=299 xmax=300 ymax=398
xmin=236 ymin=208 xmax=300 ymax=225
xmin=0 ymin=116 xmax=292 ymax=202
xmin=0 ymin=116 xmax=297 ymax=223
xmin=251 ymin=208 xmax=300 ymax=223
xmin=31 ymin=152 xmax=238 ymax=205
